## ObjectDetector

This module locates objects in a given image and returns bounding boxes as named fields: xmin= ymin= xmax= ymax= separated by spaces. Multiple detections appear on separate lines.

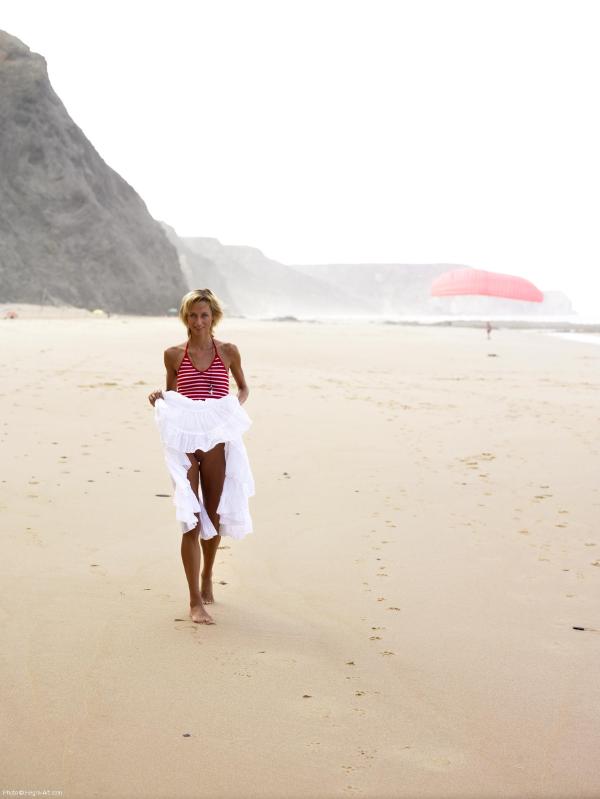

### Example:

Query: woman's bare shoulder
xmin=213 ymin=340 xmax=239 ymax=370
xmin=217 ymin=340 xmax=241 ymax=361
xmin=217 ymin=340 xmax=240 ymax=354
xmin=164 ymin=342 xmax=187 ymax=366
xmin=165 ymin=342 xmax=187 ymax=352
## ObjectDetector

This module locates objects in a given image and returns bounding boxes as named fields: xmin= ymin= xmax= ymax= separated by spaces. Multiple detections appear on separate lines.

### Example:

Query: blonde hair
xmin=179 ymin=289 xmax=224 ymax=336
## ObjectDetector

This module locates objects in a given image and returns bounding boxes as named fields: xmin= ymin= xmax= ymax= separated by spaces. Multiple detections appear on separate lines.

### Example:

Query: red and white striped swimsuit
xmin=176 ymin=337 xmax=229 ymax=400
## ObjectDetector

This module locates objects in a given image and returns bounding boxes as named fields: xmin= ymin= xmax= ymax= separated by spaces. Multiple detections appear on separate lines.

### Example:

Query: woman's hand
xmin=148 ymin=389 xmax=163 ymax=406
xmin=237 ymin=388 xmax=249 ymax=405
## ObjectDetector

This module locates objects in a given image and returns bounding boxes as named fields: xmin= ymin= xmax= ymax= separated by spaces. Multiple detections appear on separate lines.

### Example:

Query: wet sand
xmin=1 ymin=316 xmax=599 ymax=798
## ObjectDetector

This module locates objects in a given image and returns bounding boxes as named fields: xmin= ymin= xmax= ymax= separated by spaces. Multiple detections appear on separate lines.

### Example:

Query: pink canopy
xmin=430 ymin=268 xmax=543 ymax=302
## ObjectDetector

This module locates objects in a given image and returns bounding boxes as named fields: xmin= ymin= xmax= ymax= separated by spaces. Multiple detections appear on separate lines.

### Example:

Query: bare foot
xmin=189 ymin=600 xmax=215 ymax=624
xmin=201 ymin=573 xmax=214 ymax=604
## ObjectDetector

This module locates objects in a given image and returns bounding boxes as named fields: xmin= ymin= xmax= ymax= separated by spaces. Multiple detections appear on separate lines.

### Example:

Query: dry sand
xmin=1 ymin=316 xmax=599 ymax=799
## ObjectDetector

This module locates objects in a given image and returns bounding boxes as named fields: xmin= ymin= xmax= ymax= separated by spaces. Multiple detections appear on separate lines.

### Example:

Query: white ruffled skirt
xmin=154 ymin=391 xmax=255 ymax=539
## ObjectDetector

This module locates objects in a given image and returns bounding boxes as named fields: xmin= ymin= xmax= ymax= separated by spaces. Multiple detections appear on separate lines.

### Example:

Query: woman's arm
xmin=164 ymin=347 xmax=179 ymax=391
xmin=148 ymin=347 xmax=179 ymax=405
xmin=227 ymin=343 xmax=249 ymax=405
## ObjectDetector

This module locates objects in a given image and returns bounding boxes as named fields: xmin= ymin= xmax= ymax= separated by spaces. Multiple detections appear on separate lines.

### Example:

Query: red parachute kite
xmin=430 ymin=268 xmax=543 ymax=302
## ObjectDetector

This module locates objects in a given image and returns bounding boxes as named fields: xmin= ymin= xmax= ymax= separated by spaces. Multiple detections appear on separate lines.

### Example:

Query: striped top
xmin=176 ymin=337 xmax=229 ymax=401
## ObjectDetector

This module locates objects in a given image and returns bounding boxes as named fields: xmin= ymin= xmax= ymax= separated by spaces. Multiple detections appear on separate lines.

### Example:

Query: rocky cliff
xmin=167 ymin=229 xmax=573 ymax=318
xmin=178 ymin=236 xmax=381 ymax=318
xmin=292 ymin=262 xmax=460 ymax=316
xmin=160 ymin=224 xmax=242 ymax=316
xmin=0 ymin=31 xmax=187 ymax=313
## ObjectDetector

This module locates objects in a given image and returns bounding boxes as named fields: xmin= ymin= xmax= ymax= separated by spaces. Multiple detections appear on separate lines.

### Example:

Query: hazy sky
xmin=3 ymin=0 xmax=599 ymax=315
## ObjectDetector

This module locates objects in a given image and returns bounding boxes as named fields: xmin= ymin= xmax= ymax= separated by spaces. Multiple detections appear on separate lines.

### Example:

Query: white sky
xmin=3 ymin=0 xmax=600 ymax=315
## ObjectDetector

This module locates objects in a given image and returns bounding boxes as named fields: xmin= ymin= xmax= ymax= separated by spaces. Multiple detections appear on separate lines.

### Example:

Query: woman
xmin=148 ymin=289 xmax=255 ymax=626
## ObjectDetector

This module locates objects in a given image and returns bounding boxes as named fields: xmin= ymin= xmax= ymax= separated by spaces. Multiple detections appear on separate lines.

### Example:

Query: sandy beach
xmin=1 ymin=316 xmax=599 ymax=799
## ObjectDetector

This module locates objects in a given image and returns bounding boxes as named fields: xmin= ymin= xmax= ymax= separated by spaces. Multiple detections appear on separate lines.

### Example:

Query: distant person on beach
xmin=486 ymin=321 xmax=492 ymax=340
xmin=148 ymin=289 xmax=255 ymax=625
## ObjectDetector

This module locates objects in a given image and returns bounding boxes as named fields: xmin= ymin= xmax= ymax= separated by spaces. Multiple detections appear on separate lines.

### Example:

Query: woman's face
xmin=187 ymin=300 xmax=213 ymax=334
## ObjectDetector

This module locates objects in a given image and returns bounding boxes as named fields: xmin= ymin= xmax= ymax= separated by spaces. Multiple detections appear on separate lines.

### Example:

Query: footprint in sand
xmin=25 ymin=528 xmax=43 ymax=547
xmin=357 ymin=747 xmax=376 ymax=762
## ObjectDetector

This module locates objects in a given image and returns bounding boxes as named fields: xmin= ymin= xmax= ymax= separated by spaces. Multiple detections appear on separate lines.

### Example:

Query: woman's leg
xmin=199 ymin=442 xmax=226 ymax=604
xmin=181 ymin=453 xmax=214 ymax=624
